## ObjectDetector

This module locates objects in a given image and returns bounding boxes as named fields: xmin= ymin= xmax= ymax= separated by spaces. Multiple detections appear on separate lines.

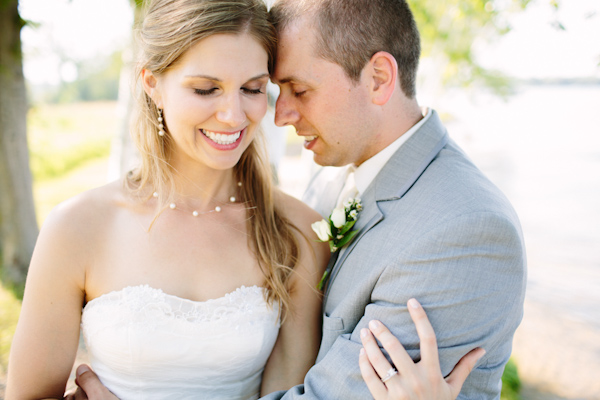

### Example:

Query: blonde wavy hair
xmin=127 ymin=0 xmax=300 ymax=316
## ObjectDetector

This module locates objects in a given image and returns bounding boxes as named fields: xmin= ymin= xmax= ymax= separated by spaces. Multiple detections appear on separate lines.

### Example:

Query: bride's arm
xmin=6 ymin=200 xmax=89 ymax=400
xmin=260 ymin=193 xmax=330 ymax=395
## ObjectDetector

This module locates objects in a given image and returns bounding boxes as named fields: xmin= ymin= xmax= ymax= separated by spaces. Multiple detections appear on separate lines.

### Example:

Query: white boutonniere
xmin=311 ymin=198 xmax=362 ymax=290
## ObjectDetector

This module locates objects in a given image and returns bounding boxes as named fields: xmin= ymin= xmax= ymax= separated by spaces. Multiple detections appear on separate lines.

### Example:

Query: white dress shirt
xmin=353 ymin=107 xmax=431 ymax=197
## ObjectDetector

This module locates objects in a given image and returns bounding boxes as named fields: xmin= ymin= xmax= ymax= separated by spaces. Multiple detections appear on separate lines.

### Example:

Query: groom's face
xmin=272 ymin=19 xmax=378 ymax=167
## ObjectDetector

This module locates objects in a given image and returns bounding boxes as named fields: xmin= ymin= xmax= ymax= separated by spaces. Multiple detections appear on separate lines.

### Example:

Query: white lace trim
xmin=82 ymin=284 xmax=279 ymax=337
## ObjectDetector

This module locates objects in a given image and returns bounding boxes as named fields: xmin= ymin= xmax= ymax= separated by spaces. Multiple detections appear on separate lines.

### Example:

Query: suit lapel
xmin=374 ymin=111 xmax=449 ymax=201
xmin=324 ymin=111 xmax=449 ymax=299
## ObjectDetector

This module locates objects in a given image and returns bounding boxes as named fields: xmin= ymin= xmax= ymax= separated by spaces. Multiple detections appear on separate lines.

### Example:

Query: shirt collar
xmin=353 ymin=107 xmax=432 ymax=196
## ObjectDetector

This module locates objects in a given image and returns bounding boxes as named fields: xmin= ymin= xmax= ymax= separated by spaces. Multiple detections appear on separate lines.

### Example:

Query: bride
xmin=5 ymin=0 xmax=329 ymax=398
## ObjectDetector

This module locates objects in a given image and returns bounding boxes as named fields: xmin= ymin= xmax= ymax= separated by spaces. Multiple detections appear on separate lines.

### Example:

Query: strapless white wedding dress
xmin=81 ymin=284 xmax=280 ymax=400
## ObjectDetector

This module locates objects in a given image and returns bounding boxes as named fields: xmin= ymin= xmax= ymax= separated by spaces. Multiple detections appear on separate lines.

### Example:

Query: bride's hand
xmin=358 ymin=298 xmax=486 ymax=400
xmin=63 ymin=365 xmax=119 ymax=400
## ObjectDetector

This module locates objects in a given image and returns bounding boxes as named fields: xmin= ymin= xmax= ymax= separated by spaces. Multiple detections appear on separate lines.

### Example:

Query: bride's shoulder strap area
xmin=274 ymin=189 xmax=329 ymax=263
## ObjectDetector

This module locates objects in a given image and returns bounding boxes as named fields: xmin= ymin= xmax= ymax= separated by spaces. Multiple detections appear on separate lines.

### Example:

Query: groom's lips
xmin=303 ymin=135 xmax=317 ymax=150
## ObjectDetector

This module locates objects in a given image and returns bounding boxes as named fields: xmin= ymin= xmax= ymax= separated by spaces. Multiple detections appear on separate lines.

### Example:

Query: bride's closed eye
xmin=194 ymin=88 xmax=218 ymax=96
xmin=193 ymin=87 xmax=264 ymax=96
xmin=241 ymin=87 xmax=264 ymax=95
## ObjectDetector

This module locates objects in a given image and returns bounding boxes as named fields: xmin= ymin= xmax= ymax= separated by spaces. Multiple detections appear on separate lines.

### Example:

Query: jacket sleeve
xmin=261 ymin=210 xmax=526 ymax=400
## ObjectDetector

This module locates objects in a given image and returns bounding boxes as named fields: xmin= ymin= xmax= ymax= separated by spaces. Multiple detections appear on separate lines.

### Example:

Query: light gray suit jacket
xmin=263 ymin=110 xmax=526 ymax=399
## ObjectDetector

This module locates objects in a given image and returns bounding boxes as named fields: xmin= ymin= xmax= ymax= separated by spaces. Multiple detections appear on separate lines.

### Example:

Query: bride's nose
xmin=216 ymin=94 xmax=246 ymax=127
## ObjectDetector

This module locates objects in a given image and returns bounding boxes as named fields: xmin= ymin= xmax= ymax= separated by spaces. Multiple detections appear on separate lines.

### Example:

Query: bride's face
xmin=144 ymin=33 xmax=270 ymax=172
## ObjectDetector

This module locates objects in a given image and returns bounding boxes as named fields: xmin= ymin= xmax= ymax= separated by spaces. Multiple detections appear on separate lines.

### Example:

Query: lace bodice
xmin=81 ymin=285 xmax=280 ymax=400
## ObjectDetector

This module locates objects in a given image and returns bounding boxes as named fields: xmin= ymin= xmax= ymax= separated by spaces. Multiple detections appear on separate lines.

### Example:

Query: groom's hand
xmin=359 ymin=298 xmax=486 ymax=400
xmin=63 ymin=365 xmax=119 ymax=400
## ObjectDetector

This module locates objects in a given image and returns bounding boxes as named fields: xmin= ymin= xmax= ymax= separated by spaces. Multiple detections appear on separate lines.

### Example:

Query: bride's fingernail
xmin=361 ymin=328 xmax=369 ymax=338
xmin=360 ymin=348 xmax=366 ymax=356
xmin=408 ymin=298 xmax=420 ymax=309
xmin=476 ymin=348 xmax=486 ymax=361
xmin=369 ymin=320 xmax=381 ymax=330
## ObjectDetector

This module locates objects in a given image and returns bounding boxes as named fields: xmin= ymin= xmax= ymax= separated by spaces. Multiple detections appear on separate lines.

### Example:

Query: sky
xmin=477 ymin=0 xmax=600 ymax=79
xmin=18 ymin=0 xmax=600 ymax=85
xmin=20 ymin=0 xmax=133 ymax=85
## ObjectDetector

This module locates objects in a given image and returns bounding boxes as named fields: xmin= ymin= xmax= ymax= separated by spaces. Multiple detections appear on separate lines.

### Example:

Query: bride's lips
xmin=200 ymin=127 xmax=246 ymax=150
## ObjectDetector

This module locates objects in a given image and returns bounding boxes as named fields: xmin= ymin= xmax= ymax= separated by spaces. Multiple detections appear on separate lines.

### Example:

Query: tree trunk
xmin=0 ymin=0 xmax=39 ymax=289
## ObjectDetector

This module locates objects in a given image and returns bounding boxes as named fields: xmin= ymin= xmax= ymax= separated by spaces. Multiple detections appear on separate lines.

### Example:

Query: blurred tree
xmin=409 ymin=0 xmax=531 ymax=99
xmin=0 ymin=0 xmax=39 ymax=292
xmin=53 ymin=51 xmax=123 ymax=103
xmin=108 ymin=0 xmax=144 ymax=179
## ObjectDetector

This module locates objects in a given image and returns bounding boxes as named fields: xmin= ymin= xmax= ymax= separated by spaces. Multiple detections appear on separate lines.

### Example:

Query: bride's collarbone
xmin=84 ymin=206 xmax=262 ymax=303
xmin=113 ymin=205 xmax=250 ymax=248
xmin=149 ymin=212 xmax=248 ymax=244
xmin=86 ymin=255 xmax=265 ymax=305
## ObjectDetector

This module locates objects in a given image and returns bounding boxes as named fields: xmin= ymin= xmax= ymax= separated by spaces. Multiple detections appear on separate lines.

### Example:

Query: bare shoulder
xmin=23 ymin=180 xmax=129 ymax=307
xmin=40 ymin=180 xmax=125 ymax=249
xmin=274 ymin=189 xmax=323 ymax=231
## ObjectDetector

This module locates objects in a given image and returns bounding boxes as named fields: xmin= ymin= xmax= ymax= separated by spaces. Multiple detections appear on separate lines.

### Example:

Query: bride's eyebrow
xmin=184 ymin=73 xmax=270 ymax=82
xmin=184 ymin=74 xmax=221 ymax=81
xmin=246 ymin=73 xmax=270 ymax=82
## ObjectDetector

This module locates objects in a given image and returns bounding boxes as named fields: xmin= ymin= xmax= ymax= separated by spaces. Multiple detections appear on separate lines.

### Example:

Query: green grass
xmin=501 ymin=358 xmax=522 ymax=400
xmin=0 ymin=282 xmax=21 ymax=375
xmin=28 ymin=101 xmax=117 ymax=224
xmin=28 ymin=101 xmax=117 ymax=181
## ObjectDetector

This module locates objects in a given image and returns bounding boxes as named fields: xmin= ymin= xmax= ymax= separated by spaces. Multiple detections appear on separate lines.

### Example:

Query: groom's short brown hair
xmin=270 ymin=0 xmax=421 ymax=98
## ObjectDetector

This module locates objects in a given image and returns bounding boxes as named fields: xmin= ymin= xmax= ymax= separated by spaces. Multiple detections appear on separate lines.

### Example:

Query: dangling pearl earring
xmin=158 ymin=109 xmax=165 ymax=137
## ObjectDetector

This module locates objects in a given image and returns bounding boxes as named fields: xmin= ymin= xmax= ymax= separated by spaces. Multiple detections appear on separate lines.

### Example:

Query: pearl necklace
xmin=153 ymin=181 xmax=242 ymax=217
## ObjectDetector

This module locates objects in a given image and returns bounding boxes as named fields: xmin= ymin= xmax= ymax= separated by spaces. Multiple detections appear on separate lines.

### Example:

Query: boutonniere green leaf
xmin=312 ymin=198 xmax=363 ymax=290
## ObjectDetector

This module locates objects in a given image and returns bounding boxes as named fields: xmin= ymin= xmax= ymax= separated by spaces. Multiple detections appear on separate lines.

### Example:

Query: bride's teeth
xmin=305 ymin=136 xmax=317 ymax=142
xmin=202 ymin=129 xmax=242 ymax=145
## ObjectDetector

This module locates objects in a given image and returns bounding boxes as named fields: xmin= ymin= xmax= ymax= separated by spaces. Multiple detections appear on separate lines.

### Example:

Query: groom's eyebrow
xmin=247 ymin=73 xmax=271 ymax=82
xmin=273 ymin=76 xmax=302 ymax=85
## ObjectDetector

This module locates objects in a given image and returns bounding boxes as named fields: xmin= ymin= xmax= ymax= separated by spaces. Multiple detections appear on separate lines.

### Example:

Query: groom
xmin=265 ymin=0 xmax=525 ymax=398
xmin=74 ymin=0 xmax=526 ymax=398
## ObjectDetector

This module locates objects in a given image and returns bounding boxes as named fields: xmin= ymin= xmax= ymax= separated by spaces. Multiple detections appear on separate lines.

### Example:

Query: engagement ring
xmin=380 ymin=367 xmax=398 ymax=383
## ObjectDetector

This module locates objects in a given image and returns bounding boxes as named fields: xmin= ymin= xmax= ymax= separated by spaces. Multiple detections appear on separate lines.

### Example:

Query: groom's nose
xmin=274 ymin=92 xmax=300 ymax=127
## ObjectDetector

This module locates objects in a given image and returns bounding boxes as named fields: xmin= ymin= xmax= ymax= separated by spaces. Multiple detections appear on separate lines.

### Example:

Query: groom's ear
xmin=366 ymin=51 xmax=397 ymax=106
